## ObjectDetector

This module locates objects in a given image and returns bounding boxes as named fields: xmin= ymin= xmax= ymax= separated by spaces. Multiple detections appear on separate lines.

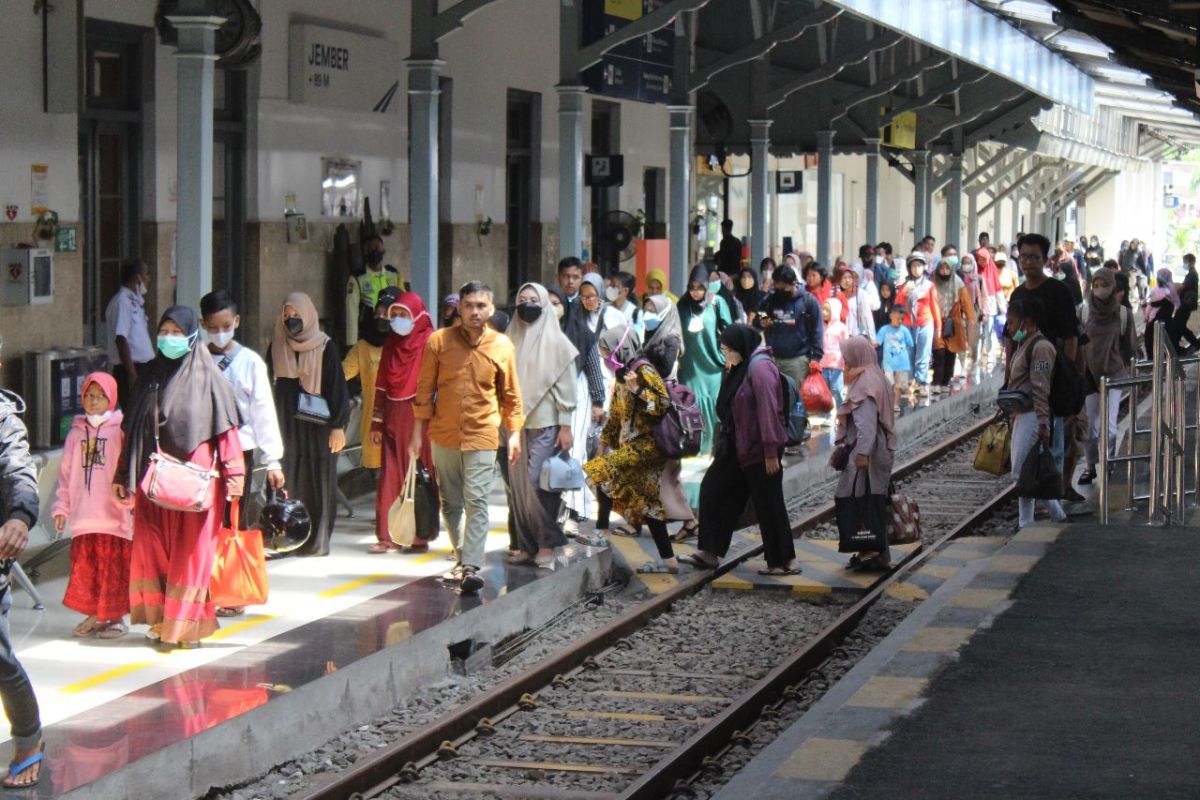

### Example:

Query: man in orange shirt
xmin=411 ymin=281 xmax=524 ymax=594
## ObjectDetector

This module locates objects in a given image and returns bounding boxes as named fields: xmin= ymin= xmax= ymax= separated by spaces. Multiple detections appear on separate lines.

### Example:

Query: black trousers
xmin=1168 ymin=306 xmax=1200 ymax=350
xmin=931 ymin=348 xmax=956 ymax=387
xmin=597 ymin=490 xmax=670 ymax=559
xmin=698 ymin=448 xmax=794 ymax=568
xmin=112 ymin=361 xmax=149 ymax=411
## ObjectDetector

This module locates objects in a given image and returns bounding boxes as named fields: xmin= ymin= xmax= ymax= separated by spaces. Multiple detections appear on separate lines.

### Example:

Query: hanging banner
xmin=289 ymin=24 xmax=400 ymax=113
xmin=30 ymin=165 xmax=49 ymax=216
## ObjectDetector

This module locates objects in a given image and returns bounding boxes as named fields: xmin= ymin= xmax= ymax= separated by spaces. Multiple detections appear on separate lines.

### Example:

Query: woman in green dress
xmin=677 ymin=264 xmax=732 ymax=456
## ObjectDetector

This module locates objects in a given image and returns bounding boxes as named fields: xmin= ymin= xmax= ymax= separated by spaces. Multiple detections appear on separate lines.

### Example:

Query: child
xmin=51 ymin=373 xmax=133 ymax=639
xmin=819 ymin=298 xmax=848 ymax=413
xmin=878 ymin=306 xmax=915 ymax=410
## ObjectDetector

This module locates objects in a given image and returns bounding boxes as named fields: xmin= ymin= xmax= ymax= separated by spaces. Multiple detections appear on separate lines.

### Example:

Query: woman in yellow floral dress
xmin=584 ymin=324 xmax=693 ymax=572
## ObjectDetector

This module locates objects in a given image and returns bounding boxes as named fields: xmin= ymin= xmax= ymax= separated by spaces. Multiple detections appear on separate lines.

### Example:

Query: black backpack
xmin=750 ymin=353 xmax=806 ymax=446
xmin=1024 ymin=336 xmax=1085 ymax=418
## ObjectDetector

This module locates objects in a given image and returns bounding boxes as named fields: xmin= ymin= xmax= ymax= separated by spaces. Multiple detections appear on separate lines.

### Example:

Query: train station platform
xmin=714 ymin=519 xmax=1200 ymax=800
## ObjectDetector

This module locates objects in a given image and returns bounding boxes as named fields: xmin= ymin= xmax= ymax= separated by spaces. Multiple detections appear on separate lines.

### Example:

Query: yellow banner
xmin=605 ymin=0 xmax=643 ymax=21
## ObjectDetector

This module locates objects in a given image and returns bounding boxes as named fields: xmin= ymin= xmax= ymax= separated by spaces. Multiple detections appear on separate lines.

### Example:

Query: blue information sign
xmin=582 ymin=0 xmax=676 ymax=105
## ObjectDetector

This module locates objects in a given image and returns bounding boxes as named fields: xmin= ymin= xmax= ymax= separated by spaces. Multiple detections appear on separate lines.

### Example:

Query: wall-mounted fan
xmin=598 ymin=210 xmax=641 ymax=271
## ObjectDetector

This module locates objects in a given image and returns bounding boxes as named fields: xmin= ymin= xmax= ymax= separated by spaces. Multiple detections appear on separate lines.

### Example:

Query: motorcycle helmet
xmin=258 ymin=490 xmax=311 ymax=555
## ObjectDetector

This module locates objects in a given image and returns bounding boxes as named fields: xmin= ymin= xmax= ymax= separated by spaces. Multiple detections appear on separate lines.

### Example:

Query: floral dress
xmin=584 ymin=362 xmax=671 ymax=524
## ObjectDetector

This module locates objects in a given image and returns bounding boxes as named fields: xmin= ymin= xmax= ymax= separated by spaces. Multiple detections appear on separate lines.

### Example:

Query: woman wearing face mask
xmin=641 ymin=294 xmax=685 ymax=379
xmin=342 ymin=287 xmax=400 ymax=474
xmin=580 ymin=274 xmax=625 ymax=407
xmin=368 ymin=291 xmax=436 ymax=554
xmin=548 ymin=285 xmax=607 ymax=531
xmin=678 ymin=265 xmax=734 ymax=457
xmin=585 ymin=325 xmax=692 ymax=570
xmin=1005 ymin=295 xmax=1068 ymax=529
xmin=684 ymin=323 xmax=796 ymax=574
xmin=958 ymin=254 xmax=983 ymax=373
xmin=708 ymin=269 xmax=746 ymax=323
xmin=894 ymin=252 xmax=941 ymax=394
xmin=508 ymin=283 xmax=579 ymax=568
xmin=832 ymin=336 xmax=896 ymax=571
xmin=1077 ymin=268 xmax=1135 ymax=487
xmin=838 ymin=269 xmax=877 ymax=344
xmin=114 ymin=306 xmax=244 ymax=649
xmin=1145 ymin=267 xmax=1180 ymax=356
xmin=738 ymin=266 xmax=768 ymax=316
xmin=269 ymin=292 xmax=351 ymax=557
xmin=930 ymin=248 xmax=974 ymax=392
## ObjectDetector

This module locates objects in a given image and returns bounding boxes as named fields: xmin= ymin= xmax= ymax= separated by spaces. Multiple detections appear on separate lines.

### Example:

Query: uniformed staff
xmin=104 ymin=260 xmax=155 ymax=408
xmin=346 ymin=234 xmax=401 ymax=345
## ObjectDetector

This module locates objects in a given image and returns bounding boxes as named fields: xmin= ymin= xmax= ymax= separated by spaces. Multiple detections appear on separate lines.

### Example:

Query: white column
xmin=816 ymin=130 xmax=834 ymax=268
xmin=1011 ymin=195 xmax=1022 ymax=240
xmin=558 ymin=85 xmax=586 ymax=262
xmin=749 ymin=119 xmax=772 ymax=268
xmin=168 ymin=11 xmax=223 ymax=312
xmin=864 ymin=137 xmax=881 ymax=243
xmin=407 ymin=59 xmax=443 ymax=314
xmin=946 ymin=154 xmax=963 ymax=249
xmin=668 ymin=105 xmax=693 ymax=297
xmin=912 ymin=150 xmax=930 ymax=240
xmin=967 ymin=190 xmax=978 ymax=248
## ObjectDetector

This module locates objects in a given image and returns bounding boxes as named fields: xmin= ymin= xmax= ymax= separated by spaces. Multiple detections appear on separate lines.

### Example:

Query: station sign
xmin=582 ymin=0 xmax=676 ymax=105
xmin=289 ymin=24 xmax=400 ymax=113
xmin=585 ymin=154 xmax=625 ymax=188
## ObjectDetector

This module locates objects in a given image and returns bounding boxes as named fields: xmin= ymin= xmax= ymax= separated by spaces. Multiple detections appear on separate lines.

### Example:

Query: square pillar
xmin=407 ymin=59 xmax=444 ymax=314
xmin=168 ymin=11 xmax=223 ymax=312
xmin=1011 ymin=195 xmax=1022 ymax=241
xmin=668 ymin=105 xmax=693 ymax=297
xmin=557 ymin=85 xmax=586 ymax=262
xmin=749 ymin=119 xmax=772 ymax=269
xmin=816 ymin=130 xmax=834 ymax=268
xmin=864 ymin=137 xmax=881 ymax=243
xmin=945 ymin=154 xmax=963 ymax=249
xmin=912 ymin=150 xmax=931 ymax=241
xmin=967 ymin=188 xmax=978 ymax=248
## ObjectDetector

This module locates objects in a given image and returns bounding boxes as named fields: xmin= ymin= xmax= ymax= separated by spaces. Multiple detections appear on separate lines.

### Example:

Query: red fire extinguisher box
xmin=635 ymin=240 xmax=670 ymax=295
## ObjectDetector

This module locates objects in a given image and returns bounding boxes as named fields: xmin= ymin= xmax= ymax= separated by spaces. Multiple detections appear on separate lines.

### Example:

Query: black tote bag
xmin=1016 ymin=440 xmax=1063 ymax=500
xmin=835 ymin=470 xmax=890 ymax=553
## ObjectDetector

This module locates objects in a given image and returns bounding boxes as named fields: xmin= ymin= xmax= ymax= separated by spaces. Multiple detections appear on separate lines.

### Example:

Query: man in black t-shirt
xmin=1010 ymin=233 xmax=1079 ymax=359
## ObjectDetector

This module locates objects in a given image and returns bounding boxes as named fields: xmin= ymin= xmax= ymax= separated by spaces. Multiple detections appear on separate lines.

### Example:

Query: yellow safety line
xmin=318 ymin=574 xmax=391 ymax=598
xmin=58 ymin=661 xmax=156 ymax=695
xmin=208 ymin=614 xmax=277 ymax=641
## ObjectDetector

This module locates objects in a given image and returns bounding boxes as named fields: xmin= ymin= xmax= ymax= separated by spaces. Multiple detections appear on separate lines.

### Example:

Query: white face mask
xmin=391 ymin=317 xmax=415 ymax=336
xmin=86 ymin=411 xmax=112 ymax=428
xmin=605 ymin=286 xmax=621 ymax=302
xmin=209 ymin=328 xmax=235 ymax=348
xmin=553 ymin=303 xmax=565 ymax=320
xmin=137 ymin=281 xmax=148 ymax=297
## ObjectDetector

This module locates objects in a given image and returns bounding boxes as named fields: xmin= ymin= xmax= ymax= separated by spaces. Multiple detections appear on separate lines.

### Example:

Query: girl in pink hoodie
xmin=51 ymin=373 xmax=133 ymax=639
xmin=820 ymin=297 xmax=849 ymax=411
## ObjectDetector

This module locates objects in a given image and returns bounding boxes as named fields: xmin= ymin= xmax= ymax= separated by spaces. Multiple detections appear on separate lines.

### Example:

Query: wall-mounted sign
xmin=777 ymin=171 xmax=803 ymax=194
xmin=289 ymin=24 xmax=400 ymax=113
xmin=582 ymin=0 xmax=675 ymax=105
xmin=881 ymin=111 xmax=917 ymax=150
xmin=30 ymin=164 xmax=49 ymax=215
xmin=585 ymin=154 xmax=624 ymax=188
xmin=54 ymin=226 xmax=77 ymax=252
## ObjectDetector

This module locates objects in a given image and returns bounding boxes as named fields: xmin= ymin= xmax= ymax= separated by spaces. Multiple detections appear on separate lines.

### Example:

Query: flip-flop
xmin=216 ymin=607 xmax=245 ymax=618
xmin=758 ymin=566 xmax=802 ymax=576
xmin=96 ymin=621 xmax=128 ymax=639
xmin=73 ymin=618 xmax=99 ymax=638
xmin=574 ymin=531 xmax=608 ymax=548
xmin=610 ymin=525 xmax=642 ymax=538
xmin=3 ymin=743 xmax=44 ymax=789
xmin=638 ymin=562 xmax=679 ymax=575
xmin=678 ymin=552 xmax=718 ymax=569
xmin=672 ymin=522 xmax=699 ymax=542
xmin=507 ymin=553 xmax=537 ymax=566
xmin=367 ymin=542 xmax=400 ymax=554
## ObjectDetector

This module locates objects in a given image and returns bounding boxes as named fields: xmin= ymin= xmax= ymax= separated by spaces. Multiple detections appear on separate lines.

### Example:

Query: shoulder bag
xmin=296 ymin=391 xmax=332 ymax=425
xmin=139 ymin=390 xmax=219 ymax=513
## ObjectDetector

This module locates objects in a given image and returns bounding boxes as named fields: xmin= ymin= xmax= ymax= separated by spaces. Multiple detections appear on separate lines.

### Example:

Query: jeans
xmin=1085 ymin=388 xmax=1124 ymax=468
xmin=910 ymin=322 xmax=934 ymax=385
xmin=1011 ymin=412 xmax=1067 ymax=529
xmin=431 ymin=444 xmax=498 ymax=570
xmin=774 ymin=357 xmax=810 ymax=421
xmin=0 ymin=578 xmax=41 ymax=750
xmin=822 ymin=368 xmax=844 ymax=409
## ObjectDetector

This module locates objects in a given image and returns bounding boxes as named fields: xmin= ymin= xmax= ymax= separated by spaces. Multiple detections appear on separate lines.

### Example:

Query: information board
xmin=582 ymin=0 xmax=676 ymax=105
xmin=289 ymin=24 xmax=400 ymax=113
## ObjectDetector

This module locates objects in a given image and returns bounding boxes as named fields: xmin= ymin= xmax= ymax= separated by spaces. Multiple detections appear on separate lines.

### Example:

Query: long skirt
xmin=129 ymin=491 xmax=223 ymax=643
xmin=281 ymin=419 xmax=338 ymax=555
xmin=510 ymin=426 xmax=567 ymax=553
xmin=64 ymin=533 xmax=132 ymax=621
xmin=375 ymin=398 xmax=437 ymax=544
xmin=562 ymin=371 xmax=593 ymax=520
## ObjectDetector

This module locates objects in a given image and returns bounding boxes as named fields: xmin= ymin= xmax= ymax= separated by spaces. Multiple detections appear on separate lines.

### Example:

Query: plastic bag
xmin=413 ymin=460 xmax=440 ymax=542
xmin=801 ymin=369 xmax=835 ymax=414
xmin=1016 ymin=440 xmax=1063 ymax=500
xmin=211 ymin=500 xmax=269 ymax=607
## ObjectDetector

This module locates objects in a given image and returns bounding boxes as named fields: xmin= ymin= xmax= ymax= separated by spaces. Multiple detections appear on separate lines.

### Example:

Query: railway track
xmin=292 ymin=411 xmax=1019 ymax=800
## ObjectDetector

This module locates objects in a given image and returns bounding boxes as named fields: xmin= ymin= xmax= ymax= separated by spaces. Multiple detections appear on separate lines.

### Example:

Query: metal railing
xmin=1099 ymin=320 xmax=1199 ymax=525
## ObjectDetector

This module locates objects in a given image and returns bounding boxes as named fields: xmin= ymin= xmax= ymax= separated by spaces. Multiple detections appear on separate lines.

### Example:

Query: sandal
xmin=638 ymin=561 xmax=679 ymax=575
xmin=507 ymin=553 xmax=537 ymax=566
xmin=610 ymin=525 xmax=641 ymax=538
xmin=679 ymin=552 xmax=718 ymax=569
xmin=3 ymin=743 xmax=44 ymax=789
xmin=758 ymin=565 xmax=802 ymax=576
xmin=367 ymin=542 xmax=400 ymax=554
xmin=854 ymin=555 xmax=891 ymax=573
xmin=96 ymin=620 xmax=128 ymax=639
xmin=216 ymin=607 xmax=245 ymax=618
xmin=144 ymin=623 xmax=162 ymax=642
xmin=574 ymin=531 xmax=608 ymax=548
xmin=404 ymin=542 xmax=430 ymax=553
xmin=672 ymin=521 xmax=699 ymax=542
xmin=73 ymin=616 xmax=99 ymax=638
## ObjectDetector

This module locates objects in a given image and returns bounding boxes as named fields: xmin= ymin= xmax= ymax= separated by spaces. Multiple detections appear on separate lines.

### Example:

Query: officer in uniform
xmin=346 ymin=234 xmax=402 ymax=344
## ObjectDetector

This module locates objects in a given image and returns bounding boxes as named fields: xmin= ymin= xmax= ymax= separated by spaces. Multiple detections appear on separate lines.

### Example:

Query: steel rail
xmin=292 ymin=414 xmax=998 ymax=800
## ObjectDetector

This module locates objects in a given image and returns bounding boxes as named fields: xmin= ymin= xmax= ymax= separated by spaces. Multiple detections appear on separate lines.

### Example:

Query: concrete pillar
xmin=946 ymin=154 xmax=963 ymax=250
xmin=1011 ymin=195 xmax=1022 ymax=240
xmin=864 ymin=138 xmax=881 ymax=243
xmin=991 ymin=202 xmax=1001 ymax=247
xmin=168 ymin=9 xmax=223 ymax=312
xmin=407 ymin=59 xmax=443 ymax=314
xmin=967 ymin=190 xmax=978 ymax=249
xmin=749 ymin=119 xmax=772 ymax=268
xmin=816 ymin=130 xmax=834 ymax=268
xmin=668 ymin=105 xmax=693 ymax=297
xmin=557 ymin=85 xmax=586 ymax=263
xmin=912 ymin=150 xmax=931 ymax=241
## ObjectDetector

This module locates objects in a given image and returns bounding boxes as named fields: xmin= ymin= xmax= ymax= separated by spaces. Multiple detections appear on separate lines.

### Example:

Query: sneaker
xmin=460 ymin=568 xmax=485 ymax=594
xmin=1078 ymin=468 xmax=1097 ymax=485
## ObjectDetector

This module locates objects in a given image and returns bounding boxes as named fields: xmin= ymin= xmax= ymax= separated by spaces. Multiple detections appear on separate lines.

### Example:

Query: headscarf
xmin=839 ymin=336 xmax=894 ymax=449
xmin=959 ymin=253 xmax=981 ymax=311
xmin=82 ymin=372 xmax=118 ymax=413
xmin=680 ymin=264 xmax=712 ymax=315
xmin=488 ymin=309 xmax=511 ymax=333
xmin=548 ymin=285 xmax=596 ymax=372
xmin=715 ymin=271 xmax=741 ymax=319
xmin=735 ymin=267 xmax=765 ymax=314
xmin=1156 ymin=267 xmax=1180 ymax=307
xmin=1086 ymin=267 xmax=1120 ymax=325
xmin=643 ymin=293 xmax=683 ymax=352
xmin=441 ymin=293 xmax=460 ymax=327
xmin=825 ymin=296 xmax=844 ymax=328
xmin=933 ymin=260 xmax=964 ymax=318
xmin=361 ymin=286 xmax=401 ymax=347
xmin=377 ymin=291 xmax=434 ymax=401
xmin=581 ymin=272 xmax=607 ymax=327
xmin=508 ymin=282 xmax=579 ymax=407
xmin=122 ymin=305 xmax=241 ymax=478
xmin=272 ymin=292 xmax=329 ymax=395
xmin=715 ymin=323 xmax=763 ymax=424
xmin=598 ymin=323 xmax=641 ymax=377
xmin=646 ymin=268 xmax=678 ymax=302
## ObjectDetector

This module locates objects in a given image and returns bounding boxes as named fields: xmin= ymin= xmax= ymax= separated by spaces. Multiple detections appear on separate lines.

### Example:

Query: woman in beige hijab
xmin=507 ymin=283 xmax=579 ymax=567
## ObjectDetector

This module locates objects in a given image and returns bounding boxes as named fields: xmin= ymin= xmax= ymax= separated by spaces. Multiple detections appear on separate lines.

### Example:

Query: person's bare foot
xmin=73 ymin=615 xmax=98 ymax=637
xmin=3 ymin=740 xmax=44 ymax=789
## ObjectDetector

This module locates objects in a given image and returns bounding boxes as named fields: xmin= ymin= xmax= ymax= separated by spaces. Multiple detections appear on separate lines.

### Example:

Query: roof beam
xmin=978 ymin=160 xmax=1049 ymax=216
xmin=571 ymin=0 xmax=711 ymax=73
xmin=763 ymin=31 xmax=904 ymax=110
xmin=880 ymin=68 xmax=991 ymax=126
xmin=1052 ymin=10 xmax=1196 ymax=64
xmin=923 ymin=88 xmax=1030 ymax=145
xmin=431 ymin=0 xmax=506 ymax=41
xmin=688 ymin=4 xmax=843 ymax=90
xmin=819 ymin=52 xmax=952 ymax=129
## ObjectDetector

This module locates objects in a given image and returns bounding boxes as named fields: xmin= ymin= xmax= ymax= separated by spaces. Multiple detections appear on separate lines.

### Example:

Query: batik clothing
xmin=63 ymin=535 xmax=132 ymax=621
xmin=129 ymin=429 xmax=243 ymax=643
xmin=677 ymin=294 xmax=732 ymax=456
xmin=342 ymin=339 xmax=384 ymax=468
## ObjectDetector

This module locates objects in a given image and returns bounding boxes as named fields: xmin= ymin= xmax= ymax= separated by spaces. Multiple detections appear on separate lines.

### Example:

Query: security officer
xmin=346 ymin=234 xmax=401 ymax=344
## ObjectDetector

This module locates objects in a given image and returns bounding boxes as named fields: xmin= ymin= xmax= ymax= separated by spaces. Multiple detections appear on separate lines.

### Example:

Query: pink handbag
xmin=139 ymin=393 xmax=219 ymax=513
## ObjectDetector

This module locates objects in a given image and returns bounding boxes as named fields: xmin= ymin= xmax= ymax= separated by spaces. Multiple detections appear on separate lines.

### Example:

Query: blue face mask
xmin=643 ymin=312 xmax=661 ymax=332
xmin=1013 ymin=328 xmax=1028 ymax=343
xmin=708 ymin=280 xmax=721 ymax=293
xmin=943 ymin=256 xmax=960 ymax=269
xmin=390 ymin=317 xmax=414 ymax=336
xmin=157 ymin=333 xmax=195 ymax=360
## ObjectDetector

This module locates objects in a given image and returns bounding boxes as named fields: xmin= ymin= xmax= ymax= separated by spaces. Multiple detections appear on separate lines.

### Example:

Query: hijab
xmin=581 ymin=272 xmax=607 ymax=331
xmin=839 ymin=336 xmax=894 ymax=449
xmin=643 ymin=293 xmax=683 ymax=353
xmin=933 ymin=260 xmax=964 ymax=316
xmin=1087 ymin=267 xmax=1120 ymax=326
xmin=377 ymin=291 xmax=434 ymax=401
xmin=959 ymin=253 xmax=981 ymax=310
xmin=646 ymin=268 xmax=678 ymax=302
xmin=715 ymin=323 xmax=763 ymax=424
xmin=716 ymin=271 xmax=741 ymax=319
xmin=736 ymin=267 xmax=765 ymax=314
xmin=272 ymin=292 xmax=329 ymax=395
xmin=122 ymin=305 xmax=241 ymax=478
xmin=549 ymin=284 xmax=596 ymax=372
xmin=361 ymin=287 xmax=401 ymax=347
xmin=598 ymin=323 xmax=641 ymax=378
xmin=680 ymin=264 xmax=712 ymax=315
xmin=82 ymin=372 xmax=118 ymax=414
xmin=508 ymin=282 xmax=579 ymax=407
xmin=1156 ymin=268 xmax=1181 ymax=307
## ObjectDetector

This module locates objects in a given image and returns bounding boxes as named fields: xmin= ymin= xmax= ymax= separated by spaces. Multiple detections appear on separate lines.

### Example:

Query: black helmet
xmin=258 ymin=491 xmax=311 ymax=555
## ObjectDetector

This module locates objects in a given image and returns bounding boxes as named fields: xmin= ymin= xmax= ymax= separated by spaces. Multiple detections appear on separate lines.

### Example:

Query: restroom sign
xmin=289 ymin=24 xmax=400 ymax=113
xmin=585 ymin=154 xmax=624 ymax=188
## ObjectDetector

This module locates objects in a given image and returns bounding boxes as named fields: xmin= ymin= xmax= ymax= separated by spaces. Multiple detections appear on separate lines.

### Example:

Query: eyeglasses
xmin=1017 ymin=254 xmax=1044 ymax=263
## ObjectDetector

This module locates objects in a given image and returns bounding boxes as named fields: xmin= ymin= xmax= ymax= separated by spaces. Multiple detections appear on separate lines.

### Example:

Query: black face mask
xmin=366 ymin=250 xmax=384 ymax=265
xmin=374 ymin=317 xmax=391 ymax=333
xmin=516 ymin=303 xmax=543 ymax=323
xmin=285 ymin=317 xmax=304 ymax=336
